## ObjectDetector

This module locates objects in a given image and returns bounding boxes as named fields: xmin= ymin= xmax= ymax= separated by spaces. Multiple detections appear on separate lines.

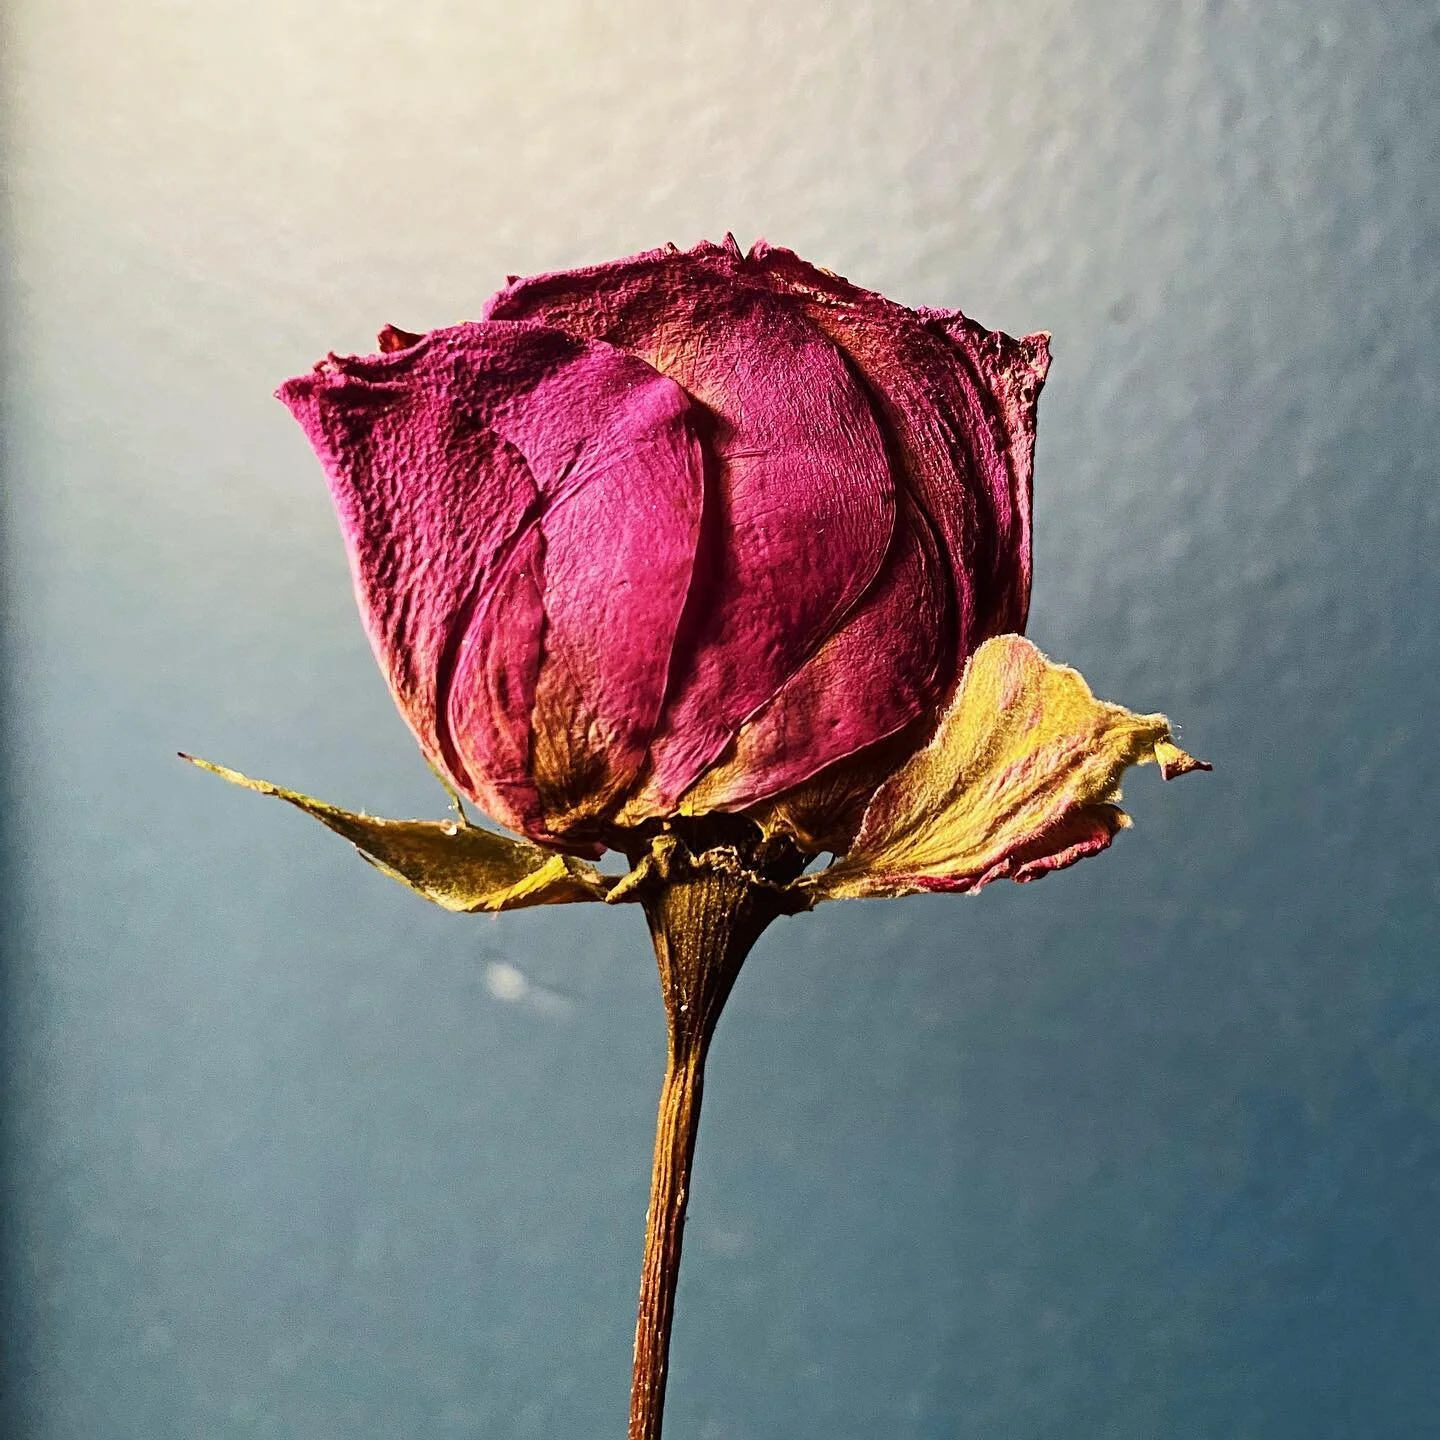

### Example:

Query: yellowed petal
xmin=181 ymin=755 xmax=611 ymax=912
xmin=802 ymin=636 xmax=1209 ymax=902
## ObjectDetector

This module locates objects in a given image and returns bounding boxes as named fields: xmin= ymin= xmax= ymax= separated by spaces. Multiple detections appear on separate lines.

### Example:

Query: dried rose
xmin=186 ymin=237 xmax=1207 ymax=1440
xmin=263 ymin=239 xmax=1037 ymax=859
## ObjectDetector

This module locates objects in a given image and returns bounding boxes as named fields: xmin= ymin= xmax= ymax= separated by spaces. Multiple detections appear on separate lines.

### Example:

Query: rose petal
xmin=674 ymin=489 xmax=950 ymax=814
xmin=278 ymin=321 xmax=705 ymax=842
xmin=728 ymin=240 xmax=1048 ymax=646
xmin=741 ymin=726 xmax=926 ymax=857
xmin=483 ymin=330 xmax=708 ymax=829
xmin=442 ymin=517 xmax=548 ymax=834
xmin=802 ymin=635 xmax=1208 ymax=901
xmin=279 ymin=339 xmax=542 ymax=832
xmin=483 ymin=242 xmax=898 ymax=809
xmin=181 ymin=755 xmax=611 ymax=911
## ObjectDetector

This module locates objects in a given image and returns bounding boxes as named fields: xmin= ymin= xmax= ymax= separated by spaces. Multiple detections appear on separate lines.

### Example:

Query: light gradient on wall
xmin=4 ymin=2 xmax=1438 ymax=1436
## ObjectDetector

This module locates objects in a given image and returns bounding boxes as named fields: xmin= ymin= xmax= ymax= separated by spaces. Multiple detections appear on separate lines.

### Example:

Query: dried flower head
xmin=192 ymin=237 xmax=1204 ymax=906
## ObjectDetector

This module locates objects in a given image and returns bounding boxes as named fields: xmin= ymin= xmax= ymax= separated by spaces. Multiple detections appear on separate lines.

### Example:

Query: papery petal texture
xmin=280 ymin=240 xmax=1063 ymax=853
xmin=803 ymin=635 xmax=1209 ymax=901
xmin=279 ymin=322 xmax=705 ymax=844
xmin=662 ymin=238 xmax=1049 ymax=825
xmin=493 ymin=237 xmax=1046 ymax=826
xmin=484 ymin=244 xmax=903 ymax=811
xmin=676 ymin=240 xmax=1048 ymax=645
xmin=677 ymin=488 xmax=950 ymax=814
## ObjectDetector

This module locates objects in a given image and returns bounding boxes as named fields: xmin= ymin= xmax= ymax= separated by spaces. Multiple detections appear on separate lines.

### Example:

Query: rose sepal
xmin=799 ymin=635 xmax=1210 ymax=902
xmin=180 ymin=754 xmax=612 ymax=911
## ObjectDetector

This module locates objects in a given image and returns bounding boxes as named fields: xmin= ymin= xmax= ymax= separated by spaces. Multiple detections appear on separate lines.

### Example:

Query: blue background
xmin=4 ymin=1 xmax=1438 ymax=1435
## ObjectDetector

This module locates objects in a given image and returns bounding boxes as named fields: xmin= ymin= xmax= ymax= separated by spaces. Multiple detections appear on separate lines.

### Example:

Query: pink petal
xmin=483 ymin=244 xmax=898 ymax=809
xmin=278 ymin=337 xmax=542 ymax=834
xmin=728 ymin=241 xmax=1048 ymax=648
xmin=678 ymin=490 xmax=950 ymax=813
xmin=278 ymin=321 xmax=705 ymax=843
xmin=482 ymin=330 xmax=709 ymax=828
xmin=443 ymin=518 xmax=548 ymax=834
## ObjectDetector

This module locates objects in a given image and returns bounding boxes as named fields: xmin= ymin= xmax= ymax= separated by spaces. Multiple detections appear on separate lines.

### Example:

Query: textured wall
xmin=4 ymin=1 xmax=1438 ymax=1436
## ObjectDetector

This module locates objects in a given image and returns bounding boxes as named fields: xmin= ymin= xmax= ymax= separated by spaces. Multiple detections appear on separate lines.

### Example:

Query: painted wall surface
xmin=4 ymin=2 xmax=1437 ymax=1436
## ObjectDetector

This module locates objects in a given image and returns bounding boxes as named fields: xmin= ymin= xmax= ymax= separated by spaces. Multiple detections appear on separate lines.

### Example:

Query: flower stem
xmin=629 ymin=1032 xmax=706 ymax=1440
xmin=628 ymin=859 xmax=787 ymax=1440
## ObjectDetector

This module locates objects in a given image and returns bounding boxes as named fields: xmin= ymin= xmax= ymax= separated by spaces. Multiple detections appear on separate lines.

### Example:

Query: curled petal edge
xmin=181 ymin=755 xmax=611 ymax=912
xmin=799 ymin=635 xmax=1210 ymax=903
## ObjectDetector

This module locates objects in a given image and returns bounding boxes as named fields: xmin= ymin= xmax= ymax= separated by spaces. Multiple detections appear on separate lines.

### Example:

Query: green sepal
xmin=182 ymin=754 xmax=612 ymax=912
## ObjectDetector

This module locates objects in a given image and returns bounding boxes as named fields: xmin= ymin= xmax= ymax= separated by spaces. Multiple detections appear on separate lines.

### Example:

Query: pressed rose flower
xmin=187 ymin=237 xmax=1207 ymax=1440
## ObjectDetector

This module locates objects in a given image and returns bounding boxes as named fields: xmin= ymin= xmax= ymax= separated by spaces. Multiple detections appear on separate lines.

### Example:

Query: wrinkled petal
xmin=278 ymin=321 xmax=705 ymax=844
xmin=484 ymin=242 xmax=898 ymax=810
xmin=279 ymin=338 xmax=535 ymax=826
xmin=726 ymin=240 xmax=1048 ymax=646
xmin=741 ymin=726 xmax=925 ymax=857
xmin=802 ymin=635 xmax=1210 ymax=901
xmin=182 ymin=755 xmax=611 ymax=911
xmin=675 ymin=489 xmax=950 ymax=815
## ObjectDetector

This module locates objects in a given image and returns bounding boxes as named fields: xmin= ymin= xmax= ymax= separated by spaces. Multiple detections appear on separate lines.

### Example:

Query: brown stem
xmin=630 ymin=1032 xmax=705 ymax=1440
xmin=628 ymin=854 xmax=789 ymax=1440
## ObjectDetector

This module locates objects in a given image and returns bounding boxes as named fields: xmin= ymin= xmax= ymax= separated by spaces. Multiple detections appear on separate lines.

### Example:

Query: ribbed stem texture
xmin=627 ymin=860 xmax=787 ymax=1440
xmin=629 ymin=1037 xmax=704 ymax=1440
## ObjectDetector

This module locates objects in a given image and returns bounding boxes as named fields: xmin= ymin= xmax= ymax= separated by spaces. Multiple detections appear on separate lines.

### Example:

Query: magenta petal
xmin=279 ymin=343 xmax=544 ymax=834
xmin=680 ymin=492 xmax=951 ymax=812
xmin=484 ymin=247 xmax=898 ymax=808
xmin=921 ymin=308 xmax=1051 ymax=638
xmin=443 ymin=515 xmax=548 ymax=832
xmin=278 ymin=322 xmax=705 ymax=842
xmin=726 ymin=241 xmax=1048 ymax=647
xmin=483 ymin=330 xmax=708 ymax=824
